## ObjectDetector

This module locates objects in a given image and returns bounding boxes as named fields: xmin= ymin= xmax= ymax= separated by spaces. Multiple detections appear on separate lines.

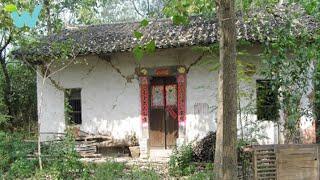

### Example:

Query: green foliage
xmin=0 ymin=131 xmax=37 ymax=179
xmin=0 ymin=130 xmax=93 ymax=179
xmin=140 ymin=19 xmax=149 ymax=27
xmin=0 ymin=114 xmax=11 ymax=129
xmin=0 ymin=62 xmax=37 ymax=131
xmin=262 ymin=15 xmax=319 ymax=142
xmin=134 ymin=30 xmax=143 ymax=39
xmin=295 ymin=0 xmax=320 ymax=18
xmin=237 ymin=141 xmax=252 ymax=179
xmin=127 ymin=167 xmax=159 ymax=180
xmin=38 ymin=130 xmax=88 ymax=179
xmin=4 ymin=4 xmax=17 ymax=12
xmin=188 ymin=163 xmax=215 ymax=180
xmin=145 ymin=40 xmax=156 ymax=54
xmin=172 ymin=14 xmax=189 ymax=25
xmin=94 ymin=161 xmax=126 ymax=179
xmin=93 ymin=161 xmax=159 ymax=179
xmin=133 ymin=46 xmax=144 ymax=61
xmin=133 ymin=40 xmax=156 ymax=61
xmin=163 ymin=0 xmax=215 ymax=24
xmin=169 ymin=144 xmax=195 ymax=177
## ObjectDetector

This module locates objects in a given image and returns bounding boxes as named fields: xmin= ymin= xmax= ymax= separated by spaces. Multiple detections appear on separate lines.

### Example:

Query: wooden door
xmin=149 ymin=77 xmax=178 ymax=149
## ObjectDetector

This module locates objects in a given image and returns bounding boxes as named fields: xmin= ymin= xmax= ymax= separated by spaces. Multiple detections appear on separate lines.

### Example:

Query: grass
xmin=92 ymin=161 xmax=160 ymax=180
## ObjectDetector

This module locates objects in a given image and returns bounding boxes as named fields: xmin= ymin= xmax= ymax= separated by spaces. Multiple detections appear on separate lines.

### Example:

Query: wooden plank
xmin=257 ymin=156 xmax=276 ymax=160
xmin=257 ymin=164 xmax=277 ymax=168
xmin=254 ymin=149 xmax=258 ymax=180
xmin=257 ymin=172 xmax=276 ymax=176
xmin=257 ymin=176 xmax=276 ymax=179
xmin=277 ymin=145 xmax=318 ymax=180
xmin=256 ymin=152 xmax=277 ymax=155
xmin=317 ymin=146 xmax=320 ymax=180
xmin=80 ymin=153 xmax=102 ymax=158
xmin=276 ymin=146 xmax=279 ymax=180
xmin=257 ymin=167 xmax=276 ymax=172
xmin=257 ymin=159 xmax=276 ymax=163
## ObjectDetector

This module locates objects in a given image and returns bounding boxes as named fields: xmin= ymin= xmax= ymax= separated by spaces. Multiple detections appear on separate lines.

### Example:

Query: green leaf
xmin=172 ymin=15 xmax=188 ymax=25
xmin=140 ymin=19 xmax=149 ymax=27
xmin=145 ymin=40 xmax=156 ymax=54
xmin=134 ymin=30 xmax=143 ymax=39
xmin=4 ymin=4 xmax=17 ymax=12
xmin=133 ymin=46 xmax=144 ymax=61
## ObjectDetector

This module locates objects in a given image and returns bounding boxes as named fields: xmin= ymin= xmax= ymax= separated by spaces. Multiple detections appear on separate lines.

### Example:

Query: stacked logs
xmin=192 ymin=131 xmax=216 ymax=162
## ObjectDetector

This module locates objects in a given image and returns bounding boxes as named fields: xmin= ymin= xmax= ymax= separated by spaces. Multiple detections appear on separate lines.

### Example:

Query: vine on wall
xmin=260 ymin=5 xmax=320 ymax=143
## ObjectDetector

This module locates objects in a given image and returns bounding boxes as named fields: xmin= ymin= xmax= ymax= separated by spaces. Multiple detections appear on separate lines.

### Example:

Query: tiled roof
xmin=14 ymin=4 xmax=318 ymax=61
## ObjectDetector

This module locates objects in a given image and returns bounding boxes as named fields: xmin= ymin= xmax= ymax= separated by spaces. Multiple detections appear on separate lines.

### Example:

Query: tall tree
xmin=0 ymin=34 xmax=14 ymax=123
xmin=214 ymin=0 xmax=238 ymax=179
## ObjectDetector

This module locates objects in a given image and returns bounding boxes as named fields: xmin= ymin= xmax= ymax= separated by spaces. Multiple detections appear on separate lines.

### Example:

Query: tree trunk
xmin=214 ymin=0 xmax=238 ymax=179
xmin=0 ymin=36 xmax=14 ymax=125
xmin=0 ymin=56 xmax=14 ymax=120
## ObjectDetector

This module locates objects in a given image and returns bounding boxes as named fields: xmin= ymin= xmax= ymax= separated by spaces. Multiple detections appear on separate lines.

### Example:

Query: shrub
xmin=7 ymin=158 xmax=37 ymax=178
xmin=189 ymin=163 xmax=215 ymax=180
xmin=0 ymin=130 xmax=92 ymax=179
xmin=189 ymin=171 xmax=215 ymax=180
xmin=38 ymin=131 xmax=89 ymax=179
xmin=0 ymin=131 xmax=37 ymax=179
xmin=169 ymin=143 xmax=195 ymax=176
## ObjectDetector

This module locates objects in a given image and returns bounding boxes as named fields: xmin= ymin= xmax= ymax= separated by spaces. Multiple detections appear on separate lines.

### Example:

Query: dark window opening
xmin=256 ymin=80 xmax=278 ymax=121
xmin=66 ymin=89 xmax=82 ymax=125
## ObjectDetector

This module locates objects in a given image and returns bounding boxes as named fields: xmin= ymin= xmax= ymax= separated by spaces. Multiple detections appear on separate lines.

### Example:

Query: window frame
xmin=256 ymin=79 xmax=279 ymax=121
xmin=65 ymin=88 xmax=82 ymax=125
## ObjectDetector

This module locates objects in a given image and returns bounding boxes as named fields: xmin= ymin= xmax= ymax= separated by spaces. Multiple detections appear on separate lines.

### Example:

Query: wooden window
xmin=256 ymin=80 xmax=278 ymax=121
xmin=66 ymin=89 xmax=82 ymax=125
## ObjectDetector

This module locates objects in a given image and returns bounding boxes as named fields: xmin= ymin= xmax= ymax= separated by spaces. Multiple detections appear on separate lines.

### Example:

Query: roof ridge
xmin=13 ymin=4 xmax=318 ymax=62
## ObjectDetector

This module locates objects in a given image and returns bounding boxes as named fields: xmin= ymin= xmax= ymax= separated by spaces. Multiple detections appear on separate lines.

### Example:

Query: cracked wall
xmin=38 ymin=46 xmax=281 ymax=144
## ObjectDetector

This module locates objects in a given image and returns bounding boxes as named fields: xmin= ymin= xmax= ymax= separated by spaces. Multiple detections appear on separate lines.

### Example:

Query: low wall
xmin=251 ymin=144 xmax=320 ymax=180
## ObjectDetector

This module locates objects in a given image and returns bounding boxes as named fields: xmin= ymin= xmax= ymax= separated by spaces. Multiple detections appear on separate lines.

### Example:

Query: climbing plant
xmin=260 ymin=4 xmax=320 ymax=143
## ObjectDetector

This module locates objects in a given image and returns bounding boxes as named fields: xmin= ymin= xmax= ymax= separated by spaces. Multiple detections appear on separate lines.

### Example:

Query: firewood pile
xmin=32 ymin=131 xmax=132 ymax=158
xmin=191 ymin=132 xmax=253 ymax=179
xmin=75 ymin=134 xmax=113 ymax=158
xmin=75 ymin=133 xmax=131 ymax=158
xmin=192 ymin=131 xmax=216 ymax=162
xmin=75 ymin=140 xmax=100 ymax=158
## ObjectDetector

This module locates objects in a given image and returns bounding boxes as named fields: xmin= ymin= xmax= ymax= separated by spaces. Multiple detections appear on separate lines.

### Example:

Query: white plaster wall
xmin=37 ymin=72 xmax=65 ymax=140
xmin=38 ymin=46 xmax=278 ymax=144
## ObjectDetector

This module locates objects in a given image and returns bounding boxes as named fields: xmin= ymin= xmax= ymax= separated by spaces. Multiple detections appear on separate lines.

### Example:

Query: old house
xmin=15 ymin=6 xmax=318 ymax=158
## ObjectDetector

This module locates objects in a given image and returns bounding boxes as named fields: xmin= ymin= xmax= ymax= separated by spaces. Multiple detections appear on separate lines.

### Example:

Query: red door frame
xmin=139 ymin=66 xmax=187 ymax=138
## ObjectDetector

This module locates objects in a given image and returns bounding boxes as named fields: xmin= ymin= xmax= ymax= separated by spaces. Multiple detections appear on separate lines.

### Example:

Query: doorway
xmin=149 ymin=76 xmax=178 ymax=149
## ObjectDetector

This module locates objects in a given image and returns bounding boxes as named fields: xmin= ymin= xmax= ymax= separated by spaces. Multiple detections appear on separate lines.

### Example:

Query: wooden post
xmin=253 ymin=149 xmax=257 ymax=180
xmin=38 ymin=123 xmax=42 ymax=170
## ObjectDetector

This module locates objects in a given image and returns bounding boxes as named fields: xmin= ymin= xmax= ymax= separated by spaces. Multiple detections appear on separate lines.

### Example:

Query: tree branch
xmin=147 ymin=0 xmax=150 ymax=16
xmin=186 ymin=52 xmax=205 ymax=73
xmin=0 ymin=35 xmax=12 ymax=54
xmin=132 ymin=0 xmax=145 ymax=17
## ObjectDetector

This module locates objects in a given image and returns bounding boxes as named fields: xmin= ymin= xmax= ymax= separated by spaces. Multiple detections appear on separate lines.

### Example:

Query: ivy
xmin=260 ymin=6 xmax=320 ymax=142
xmin=133 ymin=46 xmax=144 ymax=61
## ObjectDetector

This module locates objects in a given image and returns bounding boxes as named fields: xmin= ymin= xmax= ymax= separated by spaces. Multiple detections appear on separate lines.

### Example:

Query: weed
xmin=169 ymin=143 xmax=195 ymax=176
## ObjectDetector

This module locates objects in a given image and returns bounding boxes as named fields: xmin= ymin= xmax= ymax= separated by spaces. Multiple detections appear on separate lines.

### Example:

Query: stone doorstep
xmin=149 ymin=149 xmax=173 ymax=161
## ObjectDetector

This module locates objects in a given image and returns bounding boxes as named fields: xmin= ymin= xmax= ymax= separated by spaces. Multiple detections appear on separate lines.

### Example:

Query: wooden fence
xmin=252 ymin=144 xmax=320 ymax=180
